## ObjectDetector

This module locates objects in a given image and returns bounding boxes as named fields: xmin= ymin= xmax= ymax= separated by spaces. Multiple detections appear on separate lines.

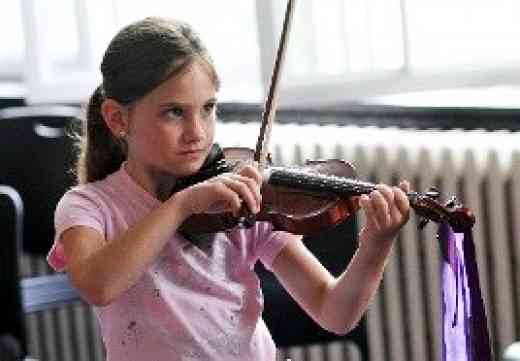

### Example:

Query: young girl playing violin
xmin=47 ymin=17 xmax=410 ymax=361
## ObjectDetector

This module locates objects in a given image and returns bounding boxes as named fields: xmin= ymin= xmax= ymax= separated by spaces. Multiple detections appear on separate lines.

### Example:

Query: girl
xmin=47 ymin=17 xmax=410 ymax=361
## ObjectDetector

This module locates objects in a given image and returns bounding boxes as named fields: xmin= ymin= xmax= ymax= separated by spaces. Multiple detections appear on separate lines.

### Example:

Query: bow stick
xmin=254 ymin=0 xmax=296 ymax=169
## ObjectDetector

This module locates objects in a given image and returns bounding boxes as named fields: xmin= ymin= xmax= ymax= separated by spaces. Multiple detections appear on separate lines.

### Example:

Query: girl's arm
xmin=62 ymin=167 xmax=262 ymax=306
xmin=61 ymin=193 xmax=189 ymax=306
xmin=271 ymin=183 xmax=409 ymax=335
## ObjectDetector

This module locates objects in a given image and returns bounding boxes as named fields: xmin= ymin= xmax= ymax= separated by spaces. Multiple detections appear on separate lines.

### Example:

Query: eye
xmin=202 ymin=101 xmax=216 ymax=116
xmin=165 ymin=106 xmax=184 ymax=120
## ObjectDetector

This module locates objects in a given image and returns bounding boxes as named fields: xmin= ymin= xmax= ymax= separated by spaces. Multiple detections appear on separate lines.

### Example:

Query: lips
xmin=177 ymin=149 xmax=206 ymax=161
xmin=178 ymin=149 xmax=204 ymax=155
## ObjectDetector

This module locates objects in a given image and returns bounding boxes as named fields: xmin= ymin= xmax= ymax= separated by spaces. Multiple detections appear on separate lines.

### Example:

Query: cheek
xmin=207 ymin=120 xmax=216 ymax=140
xmin=205 ymin=116 xmax=216 ymax=140
xmin=128 ymin=122 xmax=175 ymax=153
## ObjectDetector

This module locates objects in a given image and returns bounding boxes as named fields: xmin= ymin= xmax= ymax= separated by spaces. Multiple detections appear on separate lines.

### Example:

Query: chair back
xmin=0 ymin=185 xmax=26 ymax=355
xmin=0 ymin=106 xmax=81 ymax=255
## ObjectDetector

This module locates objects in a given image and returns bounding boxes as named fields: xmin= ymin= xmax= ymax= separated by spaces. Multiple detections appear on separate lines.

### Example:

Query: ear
xmin=101 ymin=98 xmax=129 ymax=138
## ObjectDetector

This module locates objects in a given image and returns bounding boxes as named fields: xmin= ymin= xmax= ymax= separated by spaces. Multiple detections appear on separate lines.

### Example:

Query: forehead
xmin=144 ymin=62 xmax=217 ymax=105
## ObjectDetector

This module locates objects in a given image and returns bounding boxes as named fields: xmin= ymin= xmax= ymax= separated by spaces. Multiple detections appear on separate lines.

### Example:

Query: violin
xmin=175 ymin=0 xmax=475 ymax=238
xmin=175 ymin=144 xmax=475 ymax=236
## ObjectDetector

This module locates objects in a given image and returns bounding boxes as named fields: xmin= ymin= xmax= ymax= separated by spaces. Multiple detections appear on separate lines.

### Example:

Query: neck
xmin=124 ymin=162 xmax=177 ymax=201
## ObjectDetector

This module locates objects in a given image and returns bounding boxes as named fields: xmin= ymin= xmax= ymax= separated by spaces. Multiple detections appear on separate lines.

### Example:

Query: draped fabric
xmin=439 ymin=222 xmax=493 ymax=361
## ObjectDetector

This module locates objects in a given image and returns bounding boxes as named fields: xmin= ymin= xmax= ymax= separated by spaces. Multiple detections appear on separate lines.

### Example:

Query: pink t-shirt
xmin=47 ymin=164 xmax=295 ymax=361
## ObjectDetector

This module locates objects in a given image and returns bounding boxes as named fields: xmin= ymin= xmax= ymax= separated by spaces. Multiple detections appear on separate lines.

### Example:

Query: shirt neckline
xmin=113 ymin=162 xmax=162 ymax=209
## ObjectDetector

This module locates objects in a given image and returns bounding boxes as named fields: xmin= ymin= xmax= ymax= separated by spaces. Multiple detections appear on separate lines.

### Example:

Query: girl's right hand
xmin=175 ymin=164 xmax=263 ymax=218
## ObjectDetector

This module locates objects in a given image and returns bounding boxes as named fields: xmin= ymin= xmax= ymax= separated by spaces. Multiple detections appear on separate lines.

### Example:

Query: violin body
xmin=178 ymin=146 xmax=361 ymax=235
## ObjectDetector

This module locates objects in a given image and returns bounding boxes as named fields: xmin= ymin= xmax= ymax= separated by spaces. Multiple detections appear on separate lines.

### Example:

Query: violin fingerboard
xmin=268 ymin=168 xmax=375 ymax=197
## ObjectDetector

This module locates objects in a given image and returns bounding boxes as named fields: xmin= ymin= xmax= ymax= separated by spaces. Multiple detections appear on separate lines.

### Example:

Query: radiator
xmin=20 ymin=122 xmax=520 ymax=361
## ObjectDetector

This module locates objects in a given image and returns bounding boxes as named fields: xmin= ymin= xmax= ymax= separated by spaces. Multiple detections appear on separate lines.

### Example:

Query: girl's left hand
xmin=358 ymin=180 xmax=411 ymax=246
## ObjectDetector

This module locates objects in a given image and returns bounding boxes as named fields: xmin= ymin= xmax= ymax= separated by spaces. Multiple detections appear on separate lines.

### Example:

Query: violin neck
xmin=267 ymin=167 xmax=440 ymax=217
xmin=267 ymin=167 xmax=473 ymax=230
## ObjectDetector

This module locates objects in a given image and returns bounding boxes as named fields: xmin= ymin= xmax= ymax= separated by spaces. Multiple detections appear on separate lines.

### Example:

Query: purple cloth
xmin=439 ymin=222 xmax=492 ymax=361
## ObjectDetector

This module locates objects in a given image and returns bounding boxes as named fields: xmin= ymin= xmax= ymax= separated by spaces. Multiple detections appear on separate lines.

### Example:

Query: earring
xmin=119 ymin=130 xmax=126 ymax=139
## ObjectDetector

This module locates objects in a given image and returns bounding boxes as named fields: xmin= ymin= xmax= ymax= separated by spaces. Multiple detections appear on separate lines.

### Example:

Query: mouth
xmin=177 ymin=149 xmax=206 ymax=160
xmin=178 ymin=149 xmax=205 ymax=155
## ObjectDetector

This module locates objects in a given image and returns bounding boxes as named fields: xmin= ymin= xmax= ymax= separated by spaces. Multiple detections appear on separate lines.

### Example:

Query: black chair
xmin=0 ymin=105 xmax=81 ymax=255
xmin=0 ymin=185 xmax=26 ymax=358
xmin=0 ymin=105 xmax=86 ymax=357
xmin=0 ymin=106 xmax=82 ymax=310
xmin=0 ymin=334 xmax=23 ymax=361
xmin=0 ymin=183 xmax=80 ymax=361
xmin=256 ymin=216 xmax=369 ymax=360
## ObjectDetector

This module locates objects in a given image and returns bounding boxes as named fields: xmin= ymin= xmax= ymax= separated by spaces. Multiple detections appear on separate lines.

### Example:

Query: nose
xmin=182 ymin=112 xmax=205 ymax=143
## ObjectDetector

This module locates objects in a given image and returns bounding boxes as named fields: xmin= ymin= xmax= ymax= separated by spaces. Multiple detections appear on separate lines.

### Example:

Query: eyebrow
xmin=159 ymin=97 xmax=218 ymax=108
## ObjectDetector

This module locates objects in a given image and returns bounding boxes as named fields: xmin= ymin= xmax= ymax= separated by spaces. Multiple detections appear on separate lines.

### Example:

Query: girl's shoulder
xmin=58 ymin=173 xmax=121 ymax=214
xmin=57 ymin=167 xmax=158 ymax=224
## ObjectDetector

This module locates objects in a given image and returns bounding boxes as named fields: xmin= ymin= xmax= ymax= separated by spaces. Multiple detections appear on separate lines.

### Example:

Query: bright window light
xmin=8 ymin=0 xmax=520 ymax=106
xmin=110 ymin=0 xmax=263 ymax=102
xmin=0 ymin=1 xmax=25 ymax=79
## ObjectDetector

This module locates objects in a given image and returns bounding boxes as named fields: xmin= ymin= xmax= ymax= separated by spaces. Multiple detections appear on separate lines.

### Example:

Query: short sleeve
xmin=253 ymin=222 xmax=300 ymax=271
xmin=46 ymin=189 xmax=106 ymax=272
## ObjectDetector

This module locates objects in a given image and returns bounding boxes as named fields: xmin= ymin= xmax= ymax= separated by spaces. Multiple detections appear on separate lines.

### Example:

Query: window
xmin=11 ymin=0 xmax=520 ymax=106
xmin=19 ymin=0 xmax=94 ymax=103
xmin=405 ymin=2 xmax=520 ymax=69
xmin=113 ymin=1 xmax=262 ymax=103
xmin=19 ymin=0 xmax=261 ymax=105
xmin=0 ymin=1 xmax=25 ymax=81
xmin=270 ymin=0 xmax=520 ymax=106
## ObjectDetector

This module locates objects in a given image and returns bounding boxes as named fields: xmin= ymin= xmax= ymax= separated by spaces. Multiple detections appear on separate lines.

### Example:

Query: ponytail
xmin=76 ymin=86 xmax=126 ymax=184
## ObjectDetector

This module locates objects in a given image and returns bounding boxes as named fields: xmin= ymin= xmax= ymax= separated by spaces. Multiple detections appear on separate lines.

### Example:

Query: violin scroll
xmin=410 ymin=187 xmax=475 ymax=232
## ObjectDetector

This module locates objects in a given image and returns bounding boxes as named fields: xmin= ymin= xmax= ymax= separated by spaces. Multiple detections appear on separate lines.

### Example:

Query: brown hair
xmin=77 ymin=17 xmax=220 ymax=184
